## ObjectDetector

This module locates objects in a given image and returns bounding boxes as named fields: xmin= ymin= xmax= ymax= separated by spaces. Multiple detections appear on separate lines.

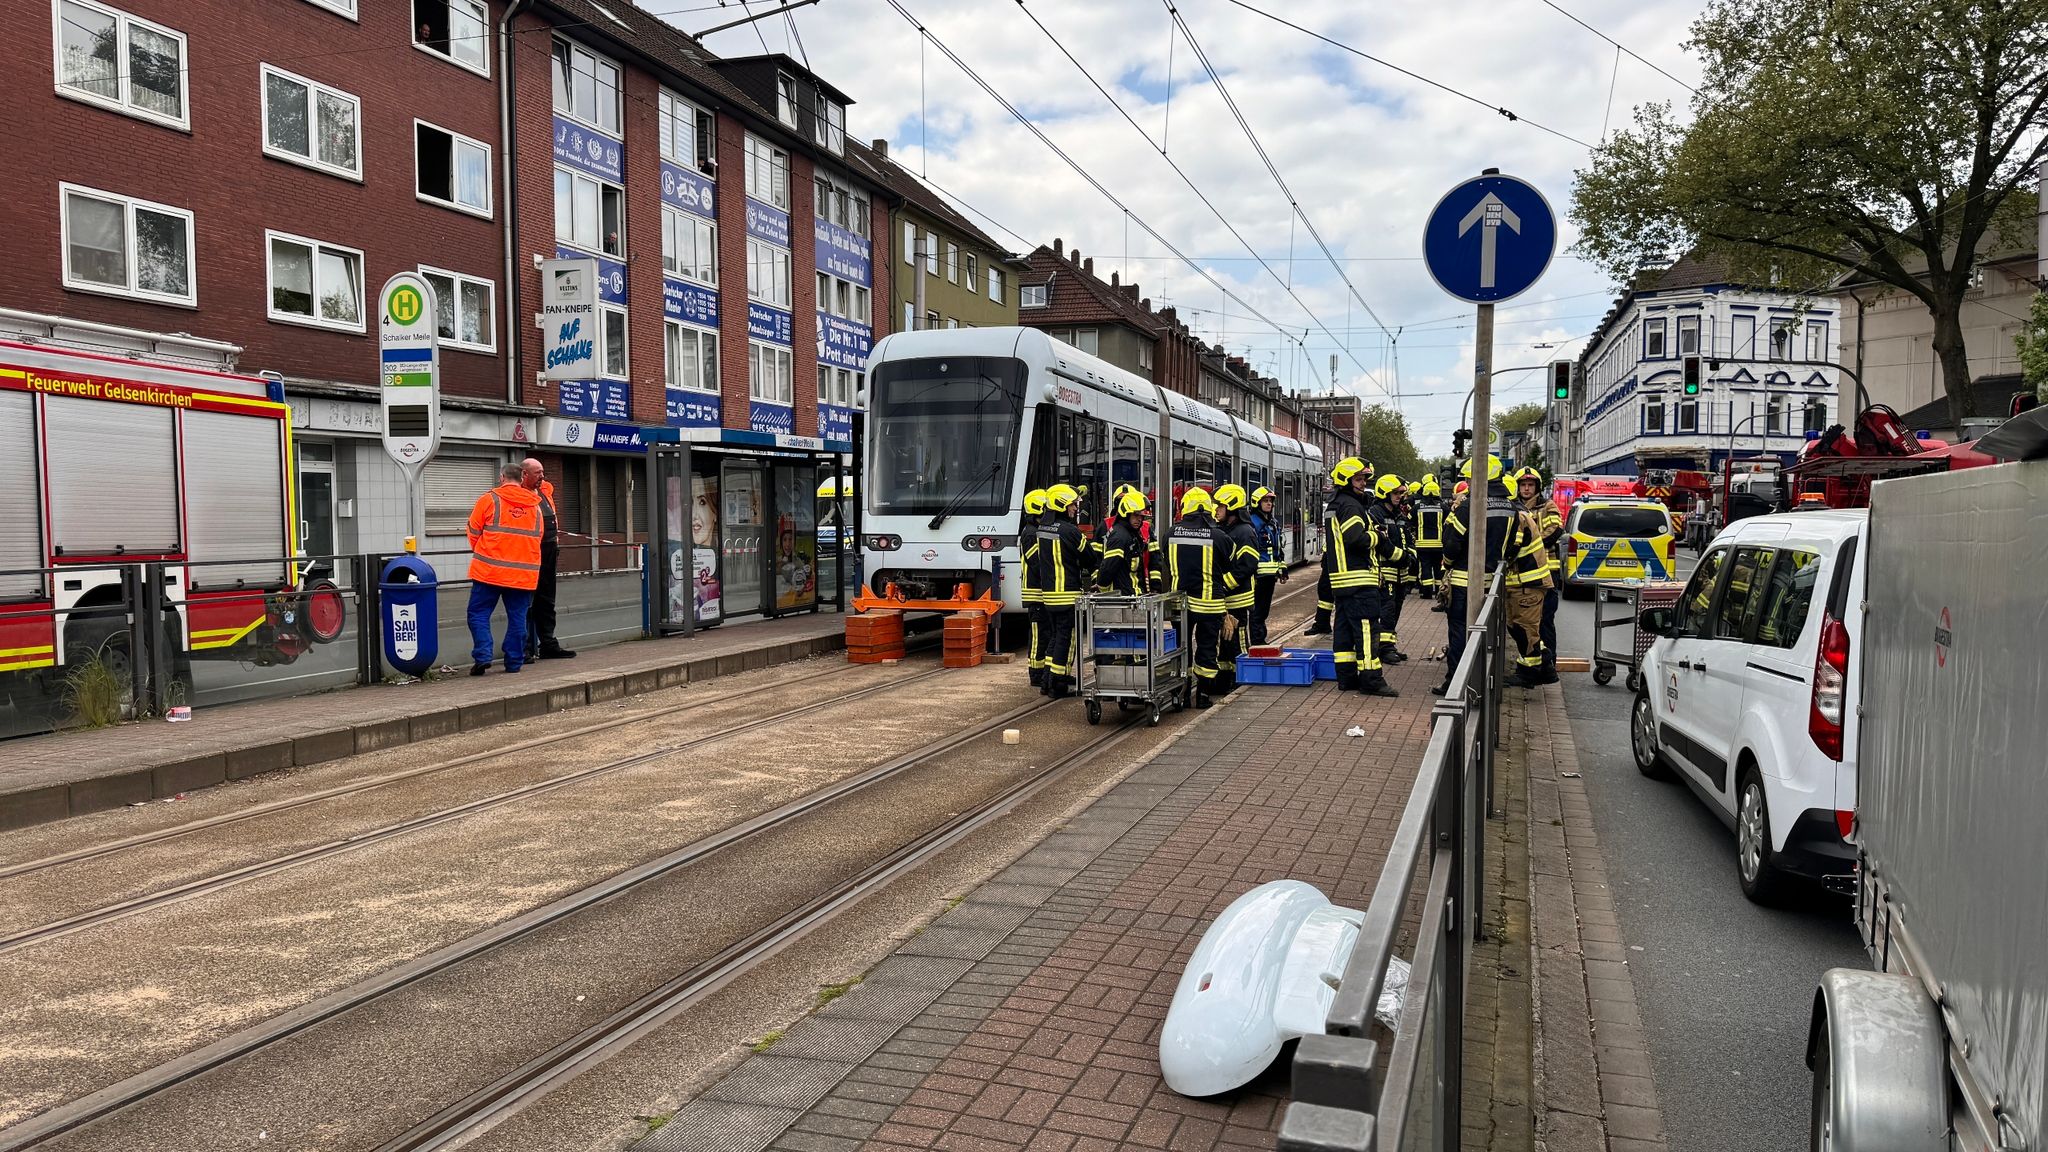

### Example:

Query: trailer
xmin=0 ymin=341 xmax=344 ymax=712
xmin=1806 ymin=443 xmax=2047 ymax=1152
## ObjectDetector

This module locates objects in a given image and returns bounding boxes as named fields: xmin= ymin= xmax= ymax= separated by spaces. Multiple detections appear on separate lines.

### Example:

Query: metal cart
xmin=1077 ymin=592 xmax=1191 ymax=727
xmin=1591 ymin=580 xmax=1685 ymax=691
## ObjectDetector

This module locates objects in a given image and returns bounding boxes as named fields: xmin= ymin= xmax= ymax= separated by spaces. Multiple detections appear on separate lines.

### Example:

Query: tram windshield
xmin=869 ymin=356 xmax=1028 ymax=516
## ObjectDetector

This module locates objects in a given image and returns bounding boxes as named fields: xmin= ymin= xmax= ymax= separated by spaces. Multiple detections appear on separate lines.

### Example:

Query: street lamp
xmin=1457 ymin=364 xmax=1551 ymax=457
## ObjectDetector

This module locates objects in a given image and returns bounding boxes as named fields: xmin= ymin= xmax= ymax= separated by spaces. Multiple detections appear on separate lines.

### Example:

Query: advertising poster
xmin=774 ymin=468 xmax=817 ymax=612
xmin=691 ymin=471 xmax=723 ymax=624
xmin=664 ymin=474 xmax=690 ymax=627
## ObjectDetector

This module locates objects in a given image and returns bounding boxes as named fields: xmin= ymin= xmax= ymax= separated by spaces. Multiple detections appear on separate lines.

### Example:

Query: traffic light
xmin=1550 ymin=360 xmax=1573 ymax=402
xmin=1682 ymin=355 xmax=1702 ymax=396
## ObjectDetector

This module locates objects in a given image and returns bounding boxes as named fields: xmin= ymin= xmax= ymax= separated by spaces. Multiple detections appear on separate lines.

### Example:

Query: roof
xmin=711 ymin=52 xmax=857 ymax=107
xmin=1578 ymin=250 xmax=1768 ymax=369
xmin=1896 ymin=372 xmax=2028 ymax=432
xmin=1018 ymin=243 xmax=1168 ymax=334
xmin=842 ymin=141 xmax=1019 ymax=262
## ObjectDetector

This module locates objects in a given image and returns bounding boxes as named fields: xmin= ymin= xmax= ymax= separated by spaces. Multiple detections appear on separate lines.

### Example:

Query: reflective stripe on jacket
xmin=469 ymin=483 xmax=545 ymax=590
xmin=1325 ymin=489 xmax=1379 ymax=591
xmin=1223 ymin=519 xmax=1260 ymax=609
xmin=1248 ymin=512 xmax=1284 ymax=576
xmin=1414 ymin=498 xmax=1444 ymax=548
xmin=1019 ymin=516 xmax=1044 ymax=605
xmin=1526 ymin=497 xmax=1563 ymax=575
xmin=1167 ymin=515 xmax=1229 ymax=614
xmin=1096 ymin=522 xmax=1149 ymax=596
xmin=1028 ymin=518 xmax=1088 ymax=606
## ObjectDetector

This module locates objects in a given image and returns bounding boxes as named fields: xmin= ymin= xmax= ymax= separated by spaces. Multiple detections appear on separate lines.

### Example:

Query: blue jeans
xmin=468 ymin=582 xmax=534 ymax=668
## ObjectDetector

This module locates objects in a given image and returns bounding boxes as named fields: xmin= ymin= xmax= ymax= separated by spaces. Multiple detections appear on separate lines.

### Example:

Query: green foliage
xmin=817 ymin=978 xmax=862 ymax=1007
xmin=1493 ymin=403 xmax=1547 ymax=435
xmin=2017 ymin=292 xmax=2048 ymax=398
xmin=1353 ymin=404 xmax=1425 ymax=483
xmin=751 ymin=1030 xmax=784 ymax=1053
xmin=61 ymin=643 xmax=127 ymax=729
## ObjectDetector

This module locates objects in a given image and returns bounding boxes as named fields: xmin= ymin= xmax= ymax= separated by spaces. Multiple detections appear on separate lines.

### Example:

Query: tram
xmin=856 ymin=327 xmax=1324 ymax=614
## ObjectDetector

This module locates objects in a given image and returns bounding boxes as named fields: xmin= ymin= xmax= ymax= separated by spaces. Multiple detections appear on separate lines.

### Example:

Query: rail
xmin=1277 ymin=565 xmax=1509 ymax=1152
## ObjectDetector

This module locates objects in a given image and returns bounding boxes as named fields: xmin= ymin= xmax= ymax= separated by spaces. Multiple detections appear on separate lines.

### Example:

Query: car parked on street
xmin=1561 ymin=498 xmax=1677 ymax=596
xmin=1629 ymin=509 xmax=1867 ymax=902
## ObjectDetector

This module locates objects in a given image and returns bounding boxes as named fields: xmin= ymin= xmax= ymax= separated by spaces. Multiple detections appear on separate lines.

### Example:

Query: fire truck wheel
xmin=305 ymin=580 xmax=347 ymax=644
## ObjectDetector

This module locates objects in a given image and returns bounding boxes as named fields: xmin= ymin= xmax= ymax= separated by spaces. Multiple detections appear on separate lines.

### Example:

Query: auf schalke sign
xmin=540 ymin=256 xmax=599 ymax=381
xmin=1422 ymin=173 xmax=1556 ymax=304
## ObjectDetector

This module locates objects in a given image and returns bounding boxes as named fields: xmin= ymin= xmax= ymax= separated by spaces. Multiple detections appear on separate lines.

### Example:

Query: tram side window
xmin=1172 ymin=443 xmax=1194 ymax=487
xmin=1055 ymin=412 xmax=1076 ymax=497
xmin=1076 ymin=416 xmax=1109 ymax=529
xmin=1024 ymin=407 xmax=1057 ymax=493
xmin=1197 ymin=451 xmax=1215 ymax=487
xmin=1111 ymin=429 xmax=1140 ymax=493
xmin=1213 ymin=453 xmax=1232 ymax=489
xmin=1142 ymin=436 xmax=1157 ymax=497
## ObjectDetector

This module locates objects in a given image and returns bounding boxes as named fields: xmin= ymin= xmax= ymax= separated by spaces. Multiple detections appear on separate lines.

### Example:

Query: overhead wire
xmin=1534 ymin=0 xmax=1697 ymax=95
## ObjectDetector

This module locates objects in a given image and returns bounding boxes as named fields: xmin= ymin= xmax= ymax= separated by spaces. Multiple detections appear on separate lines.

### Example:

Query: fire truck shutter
xmin=0 ymin=392 xmax=42 ymax=599
xmin=47 ymin=397 xmax=179 ymax=556
xmin=183 ymin=410 xmax=288 ymax=589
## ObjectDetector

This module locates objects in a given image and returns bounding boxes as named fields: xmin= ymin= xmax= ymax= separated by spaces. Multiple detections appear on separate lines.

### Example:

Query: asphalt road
xmin=1555 ymin=581 xmax=1866 ymax=1152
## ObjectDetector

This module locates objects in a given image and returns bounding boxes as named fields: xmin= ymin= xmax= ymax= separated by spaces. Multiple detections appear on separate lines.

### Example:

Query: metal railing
xmin=1278 ymin=566 xmax=1509 ymax=1152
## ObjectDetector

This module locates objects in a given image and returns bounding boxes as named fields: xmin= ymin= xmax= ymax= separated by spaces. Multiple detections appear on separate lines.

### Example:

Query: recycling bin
xmin=380 ymin=555 xmax=438 ymax=678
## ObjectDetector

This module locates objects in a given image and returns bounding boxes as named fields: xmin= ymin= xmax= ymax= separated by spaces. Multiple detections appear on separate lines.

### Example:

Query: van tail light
xmin=1834 ymin=809 xmax=1855 ymax=840
xmin=1809 ymin=614 xmax=1849 ymax=761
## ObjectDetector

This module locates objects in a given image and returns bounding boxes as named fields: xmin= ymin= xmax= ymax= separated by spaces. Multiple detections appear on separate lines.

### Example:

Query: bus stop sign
xmin=379 ymin=272 xmax=441 ymax=475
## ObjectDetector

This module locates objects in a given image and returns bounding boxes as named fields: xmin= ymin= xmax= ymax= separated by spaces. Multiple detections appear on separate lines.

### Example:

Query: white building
xmin=1567 ymin=256 xmax=1840 ymax=476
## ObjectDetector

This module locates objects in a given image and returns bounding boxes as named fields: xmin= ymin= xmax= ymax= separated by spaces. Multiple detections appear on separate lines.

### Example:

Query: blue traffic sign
xmin=1422 ymin=173 xmax=1556 ymax=304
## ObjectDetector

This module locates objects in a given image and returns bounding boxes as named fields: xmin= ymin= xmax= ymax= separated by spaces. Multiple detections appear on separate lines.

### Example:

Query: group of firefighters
xmin=1013 ymin=452 xmax=1563 ymax=709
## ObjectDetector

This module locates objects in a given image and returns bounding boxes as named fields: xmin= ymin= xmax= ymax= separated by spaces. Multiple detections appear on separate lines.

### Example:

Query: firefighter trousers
xmin=1444 ymin=586 xmax=1470 ymax=678
xmin=1026 ymin=603 xmax=1048 ymax=684
xmin=1190 ymin=611 xmax=1224 ymax=696
xmin=1540 ymin=586 xmax=1559 ymax=672
xmin=1250 ymin=575 xmax=1277 ymax=646
xmin=1417 ymin=547 xmax=1442 ymax=595
xmin=1042 ymin=604 xmax=1078 ymax=688
xmin=1312 ymin=570 xmax=1334 ymax=631
xmin=1378 ymin=580 xmax=1405 ymax=655
xmin=1508 ymin=586 xmax=1552 ymax=681
xmin=1332 ymin=591 xmax=1384 ymax=689
xmin=1216 ymin=607 xmax=1248 ymax=694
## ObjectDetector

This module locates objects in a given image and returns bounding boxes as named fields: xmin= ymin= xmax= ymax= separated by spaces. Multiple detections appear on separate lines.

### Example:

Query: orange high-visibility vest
xmin=468 ymin=483 xmax=544 ymax=589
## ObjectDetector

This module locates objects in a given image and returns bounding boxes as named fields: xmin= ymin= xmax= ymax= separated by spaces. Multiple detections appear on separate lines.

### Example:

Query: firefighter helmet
xmin=1213 ymin=483 xmax=1248 ymax=512
xmin=1454 ymin=480 xmax=1470 ymax=498
xmin=1023 ymin=488 xmax=1048 ymax=516
xmin=1180 ymin=487 xmax=1214 ymax=517
xmin=1045 ymin=483 xmax=1080 ymax=513
xmin=1330 ymin=457 xmax=1373 ymax=486
xmin=1250 ymin=486 xmax=1273 ymax=506
xmin=1421 ymin=475 xmax=1441 ymax=497
xmin=1461 ymin=455 xmax=1505 ymax=482
xmin=1514 ymin=467 xmax=1542 ymax=491
xmin=1373 ymin=474 xmax=1405 ymax=499
xmin=1116 ymin=488 xmax=1149 ymax=518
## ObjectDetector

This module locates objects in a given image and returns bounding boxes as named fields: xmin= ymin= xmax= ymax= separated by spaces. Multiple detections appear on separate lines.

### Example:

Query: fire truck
xmin=0 ymin=340 xmax=345 ymax=711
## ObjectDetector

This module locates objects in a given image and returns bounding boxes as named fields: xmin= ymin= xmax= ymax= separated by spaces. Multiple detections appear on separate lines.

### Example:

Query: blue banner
xmin=813 ymin=217 xmax=872 ymax=286
xmin=558 ymin=379 xmax=631 ymax=421
xmin=748 ymin=301 xmax=793 ymax=346
xmin=667 ymin=390 xmax=721 ymax=429
xmin=745 ymin=197 xmax=790 ymax=248
xmin=817 ymin=312 xmax=872 ymax=371
xmin=556 ymin=247 xmax=627 ymax=304
xmin=553 ymin=115 xmax=622 ymax=184
xmin=749 ymin=399 xmax=794 ymax=436
xmin=819 ymin=403 xmax=855 ymax=444
xmin=660 ymin=160 xmax=716 ymax=219
xmin=662 ymin=277 xmax=718 ymax=328
xmin=593 ymin=423 xmax=647 ymax=453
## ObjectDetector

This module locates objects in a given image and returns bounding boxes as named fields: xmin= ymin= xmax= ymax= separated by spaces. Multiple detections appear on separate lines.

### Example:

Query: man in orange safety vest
xmin=467 ymin=462 xmax=544 ymax=675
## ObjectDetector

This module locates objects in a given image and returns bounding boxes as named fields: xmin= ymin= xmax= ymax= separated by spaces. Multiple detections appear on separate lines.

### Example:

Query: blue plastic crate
xmin=1235 ymin=651 xmax=1316 ymax=686
xmin=1282 ymin=647 xmax=1337 ymax=681
xmin=1093 ymin=627 xmax=1179 ymax=652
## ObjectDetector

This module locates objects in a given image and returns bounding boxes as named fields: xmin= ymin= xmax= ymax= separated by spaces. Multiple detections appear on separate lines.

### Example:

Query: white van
xmin=1630 ymin=509 xmax=1868 ymax=902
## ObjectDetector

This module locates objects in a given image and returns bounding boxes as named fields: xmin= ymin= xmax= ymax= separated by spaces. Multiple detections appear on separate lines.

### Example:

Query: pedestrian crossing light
xmin=1683 ymin=355 xmax=1702 ymax=396
xmin=1550 ymin=360 xmax=1572 ymax=402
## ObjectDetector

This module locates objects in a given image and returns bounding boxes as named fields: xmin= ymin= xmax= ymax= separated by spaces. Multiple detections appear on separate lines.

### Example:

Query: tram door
xmin=1280 ymin=475 xmax=1301 ymax=561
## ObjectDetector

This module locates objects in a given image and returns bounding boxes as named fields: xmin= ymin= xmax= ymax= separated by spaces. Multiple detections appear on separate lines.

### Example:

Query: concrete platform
xmin=639 ymin=610 xmax=1453 ymax=1152
xmin=0 ymin=612 xmax=849 ymax=832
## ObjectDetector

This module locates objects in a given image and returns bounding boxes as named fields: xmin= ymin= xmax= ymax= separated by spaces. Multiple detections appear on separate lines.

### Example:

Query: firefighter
xmin=1327 ymin=458 xmax=1398 ymax=698
xmin=1211 ymin=484 xmax=1261 ymax=694
xmin=466 ymin=462 xmax=545 ymax=675
xmin=1019 ymin=488 xmax=1049 ymax=690
xmin=1247 ymin=486 xmax=1286 ymax=645
xmin=1516 ymin=467 xmax=1564 ymax=682
xmin=1095 ymin=489 xmax=1155 ymax=596
xmin=1031 ymin=483 xmax=1089 ymax=698
xmin=1414 ymin=474 xmax=1446 ymax=607
xmin=1166 ymin=487 xmax=1229 ymax=708
xmin=1366 ymin=474 xmax=1412 ymax=665
xmin=1307 ymin=461 xmax=1371 ymax=635
xmin=1435 ymin=457 xmax=1552 ymax=694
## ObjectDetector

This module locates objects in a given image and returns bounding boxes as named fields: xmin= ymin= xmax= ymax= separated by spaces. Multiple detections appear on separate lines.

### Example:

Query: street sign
xmin=1422 ymin=173 xmax=1557 ymax=304
xmin=379 ymin=272 xmax=440 ymax=474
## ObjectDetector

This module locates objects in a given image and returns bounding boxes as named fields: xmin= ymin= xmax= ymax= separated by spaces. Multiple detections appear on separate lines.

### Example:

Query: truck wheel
xmin=1737 ymin=769 xmax=1789 ymax=904
xmin=1631 ymin=691 xmax=1672 ymax=780
xmin=1809 ymin=1023 xmax=1834 ymax=1152
xmin=304 ymin=579 xmax=347 ymax=644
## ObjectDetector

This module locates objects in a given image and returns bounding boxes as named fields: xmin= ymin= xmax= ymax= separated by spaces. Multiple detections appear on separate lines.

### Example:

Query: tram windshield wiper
xmin=927 ymin=463 xmax=1001 ymax=531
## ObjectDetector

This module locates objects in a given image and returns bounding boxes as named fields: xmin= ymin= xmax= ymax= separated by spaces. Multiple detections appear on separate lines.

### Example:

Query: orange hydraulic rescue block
xmin=847 ymin=580 xmax=1002 ymax=665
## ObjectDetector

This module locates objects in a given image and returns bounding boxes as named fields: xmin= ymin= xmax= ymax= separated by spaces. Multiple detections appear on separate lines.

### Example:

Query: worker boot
xmin=1194 ymin=690 xmax=1214 ymax=710
xmin=1358 ymin=673 xmax=1399 ymax=699
xmin=1335 ymin=665 xmax=1359 ymax=692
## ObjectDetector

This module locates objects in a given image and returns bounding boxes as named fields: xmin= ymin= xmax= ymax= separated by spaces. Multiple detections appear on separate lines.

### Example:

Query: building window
xmin=1677 ymin=314 xmax=1699 ymax=355
xmin=416 ymin=0 xmax=489 ymax=76
xmin=819 ymin=365 xmax=858 ymax=406
xmin=1021 ymin=283 xmax=1048 ymax=308
xmin=945 ymin=317 xmax=959 ymax=330
xmin=813 ymin=173 xmax=870 ymax=237
xmin=743 ymin=134 xmax=790 ymax=209
xmin=56 ymin=0 xmax=187 ymax=128
xmin=658 ymin=90 xmax=716 ymax=174
xmin=1676 ymin=399 xmax=1698 ymax=434
xmin=662 ymin=207 xmax=717 ymax=285
xmin=1074 ymin=327 xmax=1099 ymax=356
xmin=903 ymin=301 xmax=915 ymax=331
xmin=1642 ymin=399 xmax=1665 ymax=434
xmin=554 ymin=168 xmax=623 ymax=257
xmin=1645 ymin=317 xmax=1667 ymax=359
xmin=415 ymin=120 xmax=491 ymax=216
xmin=419 ymin=266 xmax=495 ymax=352
xmin=1732 ymin=313 xmax=1756 ymax=359
xmin=988 ymin=267 xmax=1004 ymax=303
xmin=924 ymin=236 xmax=939 ymax=276
xmin=945 ymin=243 xmax=959 ymax=283
xmin=600 ymin=305 xmax=628 ymax=379
xmin=925 ymin=309 xmax=939 ymax=330
xmin=965 ymin=253 xmax=978 ymax=291
xmin=1770 ymin=319 xmax=1794 ymax=361
xmin=303 ymin=0 xmax=356 ymax=17
xmin=266 ymin=230 xmax=363 ymax=331
xmin=1803 ymin=399 xmax=1828 ymax=434
xmin=747 ymin=238 xmax=792 ymax=307
xmin=1137 ymin=341 xmax=1153 ymax=370
xmin=749 ymin=341 xmax=793 ymax=403
xmin=815 ymin=95 xmax=846 ymax=154
xmin=665 ymin=322 xmax=718 ymax=392
xmin=1767 ymin=394 xmax=1786 ymax=434
xmin=258 ymin=66 xmax=360 ymax=179
xmin=1805 ymin=319 xmax=1828 ymax=361
xmin=60 ymin=183 xmax=194 ymax=305
xmin=550 ymin=37 xmax=619 ymax=134
xmin=776 ymin=73 xmax=798 ymax=126
xmin=902 ymin=221 xmax=916 ymax=265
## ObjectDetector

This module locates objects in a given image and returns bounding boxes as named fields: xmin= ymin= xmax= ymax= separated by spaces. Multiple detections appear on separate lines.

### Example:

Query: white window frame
xmin=259 ymin=65 xmax=362 ymax=181
xmin=1074 ymin=327 xmax=1098 ymax=356
xmin=1770 ymin=319 xmax=1795 ymax=362
xmin=551 ymin=36 xmax=619 ymax=135
xmin=1644 ymin=317 xmax=1667 ymax=359
xmin=58 ymin=182 xmax=196 ymax=306
xmin=744 ymin=134 xmax=790 ymax=209
xmin=747 ymin=237 xmax=792 ymax=308
xmin=414 ymin=0 xmax=490 ymax=78
xmin=902 ymin=220 xmax=916 ymax=266
xmin=749 ymin=341 xmax=794 ymax=404
xmin=777 ymin=73 xmax=798 ymax=126
xmin=1137 ymin=341 xmax=1153 ymax=369
xmin=1767 ymin=393 xmax=1787 ymax=434
xmin=555 ymin=166 xmax=625 ymax=258
xmin=1020 ymin=283 xmax=1048 ymax=308
xmin=819 ymin=98 xmax=846 ymax=155
xmin=988 ymin=267 xmax=1004 ymax=303
xmin=658 ymin=89 xmax=715 ymax=174
xmin=817 ymin=365 xmax=857 ymax=406
xmin=1677 ymin=314 xmax=1699 ymax=356
xmin=599 ymin=304 xmax=629 ymax=380
xmin=662 ymin=205 xmax=717 ymax=286
xmin=1676 ymin=398 xmax=1699 ymax=434
xmin=53 ymin=0 xmax=189 ymax=130
xmin=1805 ymin=319 xmax=1828 ymax=362
xmin=1733 ymin=313 xmax=1757 ymax=359
xmin=264 ymin=229 xmax=365 ymax=333
xmin=414 ymin=118 xmax=492 ymax=217
xmin=664 ymin=321 xmax=719 ymax=393
xmin=903 ymin=301 xmax=915 ymax=331
xmin=301 ymin=0 xmax=356 ymax=17
xmin=418 ymin=265 xmax=496 ymax=353
xmin=1642 ymin=398 xmax=1665 ymax=434
xmin=944 ymin=243 xmax=959 ymax=283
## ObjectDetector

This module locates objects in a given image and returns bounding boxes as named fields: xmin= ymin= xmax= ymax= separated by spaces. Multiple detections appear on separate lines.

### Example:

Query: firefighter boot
xmin=1358 ymin=671 xmax=1399 ymax=698
xmin=1335 ymin=664 xmax=1359 ymax=692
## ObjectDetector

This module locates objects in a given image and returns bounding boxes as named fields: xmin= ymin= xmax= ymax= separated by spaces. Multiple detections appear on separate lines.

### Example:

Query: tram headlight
xmin=866 ymin=534 xmax=902 ymax=550
xmin=961 ymin=535 xmax=1006 ymax=552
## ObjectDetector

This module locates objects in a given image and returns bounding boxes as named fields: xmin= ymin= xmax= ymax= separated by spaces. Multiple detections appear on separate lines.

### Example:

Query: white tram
xmin=858 ymin=327 xmax=1325 ymax=613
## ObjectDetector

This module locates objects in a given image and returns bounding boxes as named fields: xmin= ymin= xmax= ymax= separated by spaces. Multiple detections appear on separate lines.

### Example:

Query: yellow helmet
xmin=1460 ymin=455 xmax=1504 ymax=482
xmin=1250 ymin=486 xmax=1274 ymax=506
xmin=1421 ymin=475 xmax=1441 ymax=496
xmin=1213 ymin=483 xmax=1248 ymax=512
xmin=1023 ymin=488 xmax=1048 ymax=516
xmin=1330 ymin=457 xmax=1373 ymax=486
xmin=1116 ymin=488 xmax=1149 ymax=518
xmin=1406 ymin=480 xmax=1422 ymax=495
xmin=1045 ymin=483 xmax=1080 ymax=513
xmin=1180 ymin=487 xmax=1214 ymax=517
xmin=1373 ymin=474 xmax=1405 ymax=499
xmin=1514 ymin=466 xmax=1542 ymax=489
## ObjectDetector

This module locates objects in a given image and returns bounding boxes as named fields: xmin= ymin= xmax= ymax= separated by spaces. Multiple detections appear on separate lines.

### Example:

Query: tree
xmin=1354 ymin=404 xmax=1425 ymax=483
xmin=2017 ymin=291 xmax=2048 ymax=401
xmin=1493 ymin=403 xmax=1547 ymax=436
xmin=1572 ymin=0 xmax=2048 ymax=433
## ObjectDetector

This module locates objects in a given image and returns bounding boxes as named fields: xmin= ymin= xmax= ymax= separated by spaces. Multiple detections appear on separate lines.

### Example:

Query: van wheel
xmin=1737 ymin=769 xmax=1789 ymax=904
xmin=1809 ymin=1023 xmax=1835 ymax=1152
xmin=1630 ymin=691 xmax=1671 ymax=780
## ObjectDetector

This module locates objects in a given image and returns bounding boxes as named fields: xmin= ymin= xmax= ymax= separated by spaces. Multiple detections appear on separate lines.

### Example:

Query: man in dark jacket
xmin=1095 ymin=489 xmax=1157 ymax=596
xmin=1166 ymin=488 xmax=1229 ymax=708
xmin=1326 ymin=458 xmax=1397 ymax=698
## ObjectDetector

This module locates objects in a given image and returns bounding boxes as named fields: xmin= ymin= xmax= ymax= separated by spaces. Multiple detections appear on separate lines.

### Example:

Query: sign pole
xmin=1467 ymin=301 xmax=1493 ymax=630
xmin=379 ymin=272 xmax=442 ymax=551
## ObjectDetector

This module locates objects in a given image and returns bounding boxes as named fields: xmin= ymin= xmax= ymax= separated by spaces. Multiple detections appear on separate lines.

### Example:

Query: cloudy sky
xmin=689 ymin=0 xmax=1705 ymax=456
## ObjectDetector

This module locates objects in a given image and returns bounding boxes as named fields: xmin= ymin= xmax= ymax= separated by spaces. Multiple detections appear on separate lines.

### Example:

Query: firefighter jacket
xmin=1413 ymin=495 xmax=1445 ymax=549
xmin=1367 ymin=500 xmax=1409 ymax=585
xmin=1028 ymin=515 xmax=1089 ymax=606
xmin=1166 ymin=512 xmax=1231 ymax=615
xmin=1018 ymin=514 xmax=1044 ymax=605
xmin=468 ymin=483 xmax=544 ymax=590
xmin=1222 ymin=517 xmax=1261 ymax=610
xmin=1095 ymin=520 xmax=1155 ymax=596
xmin=1248 ymin=511 xmax=1285 ymax=576
xmin=1442 ymin=484 xmax=1549 ymax=590
xmin=1324 ymin=488 xmax=1380 ymax=592
xmin=1525 ymin=496 xmax=1564 ymax=577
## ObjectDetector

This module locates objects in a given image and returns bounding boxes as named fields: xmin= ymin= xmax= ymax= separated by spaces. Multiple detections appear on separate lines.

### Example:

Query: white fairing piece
xmin=1159 ymin=880 xmax=1362 ymax=1097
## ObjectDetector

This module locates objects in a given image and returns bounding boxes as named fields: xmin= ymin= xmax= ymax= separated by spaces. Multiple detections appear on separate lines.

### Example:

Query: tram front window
xmin=870 ymin=356 xmax=1027 ymax=516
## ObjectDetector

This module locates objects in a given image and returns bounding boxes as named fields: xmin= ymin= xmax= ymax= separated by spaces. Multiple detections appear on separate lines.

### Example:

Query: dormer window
xmin=777 ymin=73 xmax=798 ymax=126
xmin=815 ymin=94 xmax=845 ymax=154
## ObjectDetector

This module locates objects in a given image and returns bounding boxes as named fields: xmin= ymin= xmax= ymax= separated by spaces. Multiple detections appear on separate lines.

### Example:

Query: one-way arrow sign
xmin=1424 ymin=174 xmax=1555 ymax=303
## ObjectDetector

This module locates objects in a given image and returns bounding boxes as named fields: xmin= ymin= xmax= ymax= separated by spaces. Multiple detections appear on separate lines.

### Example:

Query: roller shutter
xmin=0 ymin=393 xmax=44 ymax=599
xmin=424 ymin=456 xmax=499 ymax=536
xmin=46 ymin=397 xmax=179 ymax=557
xmin=183 ymin=410 xmax=288 ymax=588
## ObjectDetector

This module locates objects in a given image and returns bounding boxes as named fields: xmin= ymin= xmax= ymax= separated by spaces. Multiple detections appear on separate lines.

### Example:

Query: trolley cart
xmin=1077 ymin=592 xmax=1190 ymax=728
xmin=1591 ymin=580 xmax=1685 ymax=691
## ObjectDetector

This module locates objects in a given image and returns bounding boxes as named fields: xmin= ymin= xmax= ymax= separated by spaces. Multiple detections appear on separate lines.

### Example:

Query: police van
xmin=1560 ymin=497 xmax=1677 ymax=594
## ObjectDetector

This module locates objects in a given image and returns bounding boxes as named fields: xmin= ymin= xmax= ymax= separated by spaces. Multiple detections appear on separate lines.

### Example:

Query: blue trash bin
xmin=381 ymin=555 xmax=438 ymax=678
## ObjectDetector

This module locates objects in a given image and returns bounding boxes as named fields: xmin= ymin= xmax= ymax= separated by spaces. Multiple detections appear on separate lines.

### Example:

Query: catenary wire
xmin=1534 ymin=0 xmax=1698 ymax=95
